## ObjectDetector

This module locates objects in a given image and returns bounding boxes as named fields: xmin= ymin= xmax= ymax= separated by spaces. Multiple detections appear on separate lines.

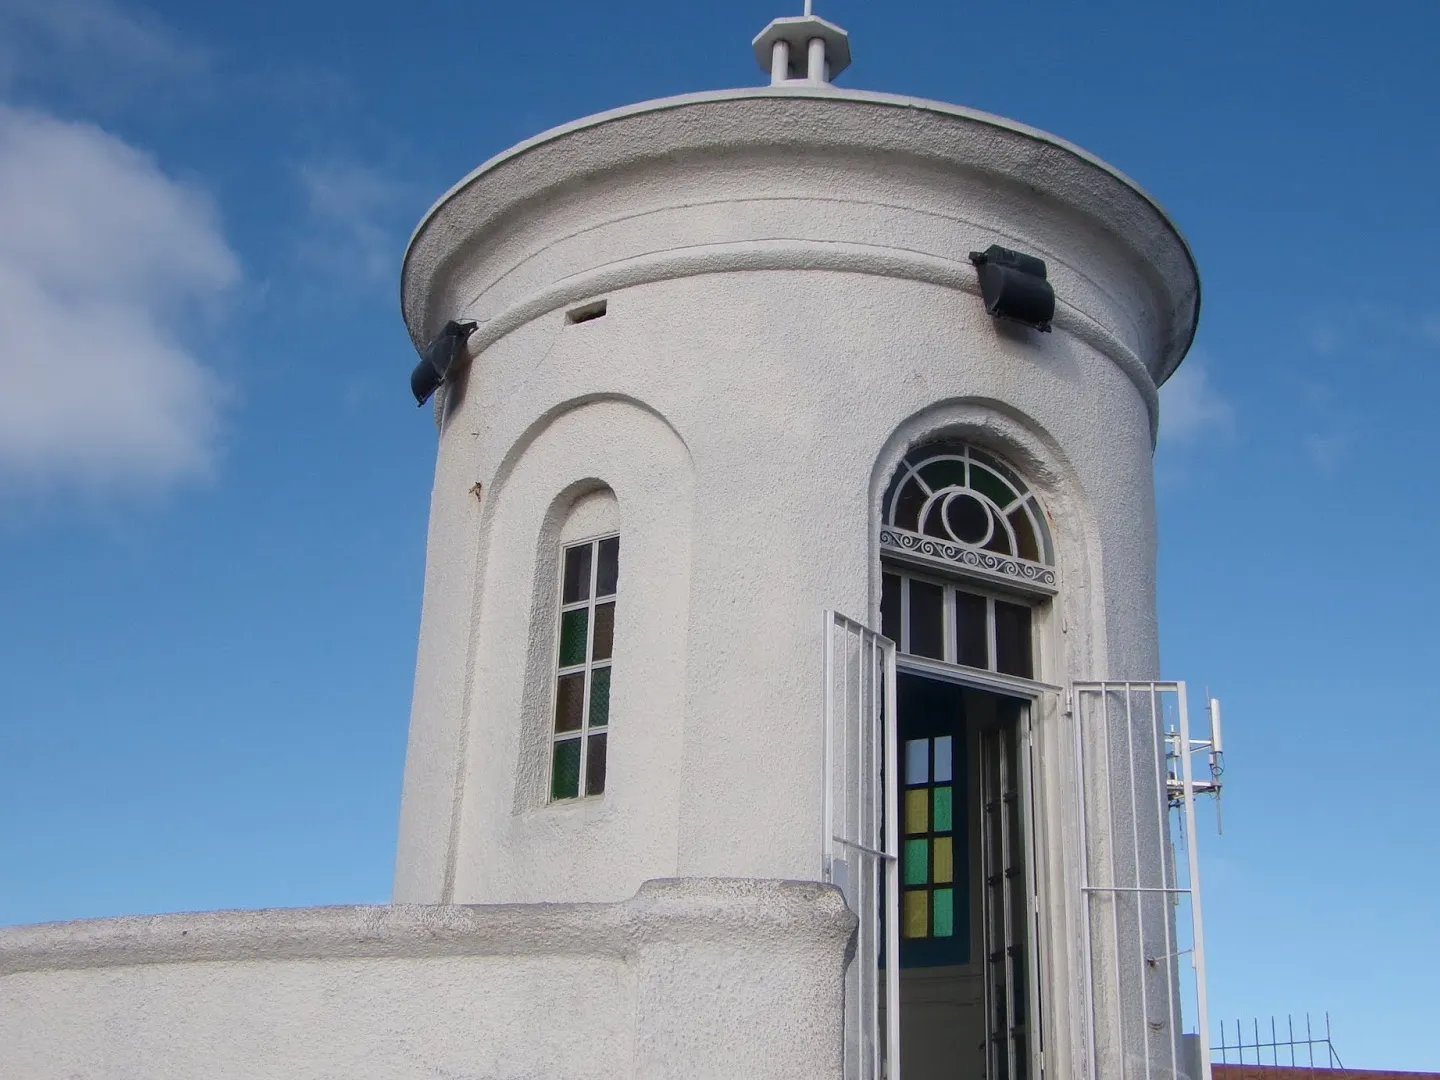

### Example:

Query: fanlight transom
xmin=881 ymin=443 xmax=1055 ymax=588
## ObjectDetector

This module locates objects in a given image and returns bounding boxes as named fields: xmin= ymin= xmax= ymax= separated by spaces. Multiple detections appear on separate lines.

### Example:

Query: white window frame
xmin=547 ymin=532 xmax=618 ymax=802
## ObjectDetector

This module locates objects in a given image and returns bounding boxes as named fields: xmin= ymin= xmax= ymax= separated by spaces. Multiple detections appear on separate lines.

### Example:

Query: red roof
xmin=1214 ymin=1067 xmax=1440 ymax=1080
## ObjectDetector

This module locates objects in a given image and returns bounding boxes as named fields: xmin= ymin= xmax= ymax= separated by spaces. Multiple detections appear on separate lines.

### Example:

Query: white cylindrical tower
xmin=396 ymin=18 xmax=1198 ymax=1080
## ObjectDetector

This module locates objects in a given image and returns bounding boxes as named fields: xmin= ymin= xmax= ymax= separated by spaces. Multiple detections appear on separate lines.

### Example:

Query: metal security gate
xmin=980 ymin=718 xmax=1037 ymax=1080
xmin=824 ymin=612 xmax=901 ymax=1080
xmin=1072 ymin=682 xmax=1216 ymax=1080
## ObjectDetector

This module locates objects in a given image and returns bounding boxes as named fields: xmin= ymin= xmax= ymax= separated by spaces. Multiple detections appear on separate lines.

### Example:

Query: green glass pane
xmin=554 ymin=672 xmax=584 ymax=733
xmin=559 ymin=608 xmax=588 ymax=668
xmin=933 ymin=786 xmax=953 ymax=832
xmin=969 ymin=463 xmax=1017 ymax=512
xmin=918 ymin=458 xmax=967 ymax=493
xmin=903 ymin=838 xmax=929 ymax=886
xmin=589 ymin=666 xmax=611 ymax=727
xmin=551 ymin=739 xmax=581 ymax=800
xmin=933 ymin=888 xmax=954 ymax=937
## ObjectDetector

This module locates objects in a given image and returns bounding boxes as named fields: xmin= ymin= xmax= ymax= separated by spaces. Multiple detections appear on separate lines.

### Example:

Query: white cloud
xmin=296 ymin=160 xmax=404 ymax=285
xmin=0 ymin=0 xmax=205 ymax=102
xmin=1159 ymin=360 xmax=1234 ymax=445
xmin=0 ymin=105 xmax=239 ymax=494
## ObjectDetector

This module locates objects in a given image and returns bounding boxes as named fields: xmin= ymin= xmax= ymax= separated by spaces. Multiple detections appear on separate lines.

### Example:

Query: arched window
xmin=881 ymin=442 xmax=1055 ymax=590
xmin=549 ymin=488 xmax=621 ymax=802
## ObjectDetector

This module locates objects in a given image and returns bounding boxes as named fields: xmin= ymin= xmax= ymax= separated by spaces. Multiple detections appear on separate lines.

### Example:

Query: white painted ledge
xmin=0 ymin=878 xmax=854 ymax=1080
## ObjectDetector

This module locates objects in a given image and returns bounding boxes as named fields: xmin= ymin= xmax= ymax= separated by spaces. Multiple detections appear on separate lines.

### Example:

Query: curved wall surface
xmin=394 ymin=87 xmax=1198 ymax=917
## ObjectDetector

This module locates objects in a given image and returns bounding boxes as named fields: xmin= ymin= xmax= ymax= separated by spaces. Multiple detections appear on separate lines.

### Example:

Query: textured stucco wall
xmin=394 ymin=86 xmax=1199 ymax=1080
xmin=396 ymin=87 xmax=1193 ymax=906
xmin=0 ymin=879 xmax=852 ymax=1080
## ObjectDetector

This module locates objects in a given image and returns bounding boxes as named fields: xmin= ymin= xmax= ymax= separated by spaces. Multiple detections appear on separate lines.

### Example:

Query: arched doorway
xmin=879 ymin=441 xmax=1056 ymax=1080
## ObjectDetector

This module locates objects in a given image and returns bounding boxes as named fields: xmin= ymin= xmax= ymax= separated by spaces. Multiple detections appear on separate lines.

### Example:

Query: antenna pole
xmin=804 ymin=0 xmax=813 ymax=14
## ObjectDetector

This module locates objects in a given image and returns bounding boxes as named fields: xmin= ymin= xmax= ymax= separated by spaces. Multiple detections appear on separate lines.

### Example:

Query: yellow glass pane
xmin=902 ymin=890 xmax=929 ymax=939
xmin=905 ymin=789 xmax=929 ymax=834
xmin=933 ymin=836 xmax=954 ymax=884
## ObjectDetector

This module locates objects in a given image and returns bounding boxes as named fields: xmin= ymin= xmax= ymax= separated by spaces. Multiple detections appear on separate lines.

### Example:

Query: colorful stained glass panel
xmin=559 ymin=608 xmax=588 ymax=668
xmin=903 ymin=891 xmax=929 ymax=939
xmin=589 ymin=665 xmax=611 ymax=727
xmin=904 ymin=838 xmax=929 ymax=885
xmin=905 ymin=789 xmax=929 ymax=834
xmin=933 ymin=836 xmax=954 ymax=884
xmin=551 ymin=739 xmax=581 ymax=800
xmin=933 ymin=785 xmax=953 ymax=832
xmin=934 ymin=736 xmax=953 ymax=783
xmin=905 ymin=739 xmax=929 ymax=785
xmin=933 ymin=888 xmax=954 ymax=938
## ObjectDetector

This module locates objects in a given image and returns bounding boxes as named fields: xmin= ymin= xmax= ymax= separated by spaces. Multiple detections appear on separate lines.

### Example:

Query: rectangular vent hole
xmin=566 ymin=299 xmax=607 ymax=325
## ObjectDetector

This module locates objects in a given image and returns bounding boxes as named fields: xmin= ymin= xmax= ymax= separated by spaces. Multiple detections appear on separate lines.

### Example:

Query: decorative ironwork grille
xmin=881 ymin=443 xmax=1056 ymax=591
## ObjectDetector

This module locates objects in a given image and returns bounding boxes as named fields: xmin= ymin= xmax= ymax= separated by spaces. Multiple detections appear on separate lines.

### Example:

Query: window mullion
xmin=900 ymin=576 xmax=910 ymax=654
xmin=986 ymin=595 xmax=997 ymax=674
xmin=943 ymin=583 xmax=956 ymax=666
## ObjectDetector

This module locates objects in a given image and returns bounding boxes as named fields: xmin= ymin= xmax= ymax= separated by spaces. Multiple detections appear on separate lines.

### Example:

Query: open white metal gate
xmin=823 ymin=611 xmax=901 ymax=1080
xmin=1072 ymin=682 xmax=1216 ymax=1080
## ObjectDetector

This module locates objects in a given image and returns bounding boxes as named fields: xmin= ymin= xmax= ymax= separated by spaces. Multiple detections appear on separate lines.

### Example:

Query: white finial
xmin=752 ymin=10 xmax=850 ymax=86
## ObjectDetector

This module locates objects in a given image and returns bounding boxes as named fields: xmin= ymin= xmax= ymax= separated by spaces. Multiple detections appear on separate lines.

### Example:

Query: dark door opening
xmin=887 ymin=671 xmax=1033 ymax=1080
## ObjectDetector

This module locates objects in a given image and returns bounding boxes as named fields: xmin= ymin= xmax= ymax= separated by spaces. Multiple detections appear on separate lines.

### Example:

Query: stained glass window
xmin=898 ymin=723 xmax=968 ymax=966
xmin=551 ymin=535 xmax=618 ymax=800
xmin=880 ymin=442 xmax=1055 ymax=590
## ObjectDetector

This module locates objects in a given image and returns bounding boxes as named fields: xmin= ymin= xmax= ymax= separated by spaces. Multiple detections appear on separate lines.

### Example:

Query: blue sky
xmin=1 ymin=0 xmax=1438 ymax=1069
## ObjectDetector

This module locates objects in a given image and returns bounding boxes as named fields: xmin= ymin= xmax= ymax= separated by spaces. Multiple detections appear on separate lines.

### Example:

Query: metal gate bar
xmin=824 ymin=612 xmax=900 ymax=1080
xmin=1072 ymin=682 xmax=1213 ymax=1080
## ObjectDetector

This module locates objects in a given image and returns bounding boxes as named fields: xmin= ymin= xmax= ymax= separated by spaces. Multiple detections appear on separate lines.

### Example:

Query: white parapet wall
xmin=0 ymin=878 xmax=853 ymax=1080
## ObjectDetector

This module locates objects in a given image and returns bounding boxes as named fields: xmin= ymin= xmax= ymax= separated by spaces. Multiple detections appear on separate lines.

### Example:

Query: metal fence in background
xmin=1213 ymin=1014 xmax=1345 ymax=1071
